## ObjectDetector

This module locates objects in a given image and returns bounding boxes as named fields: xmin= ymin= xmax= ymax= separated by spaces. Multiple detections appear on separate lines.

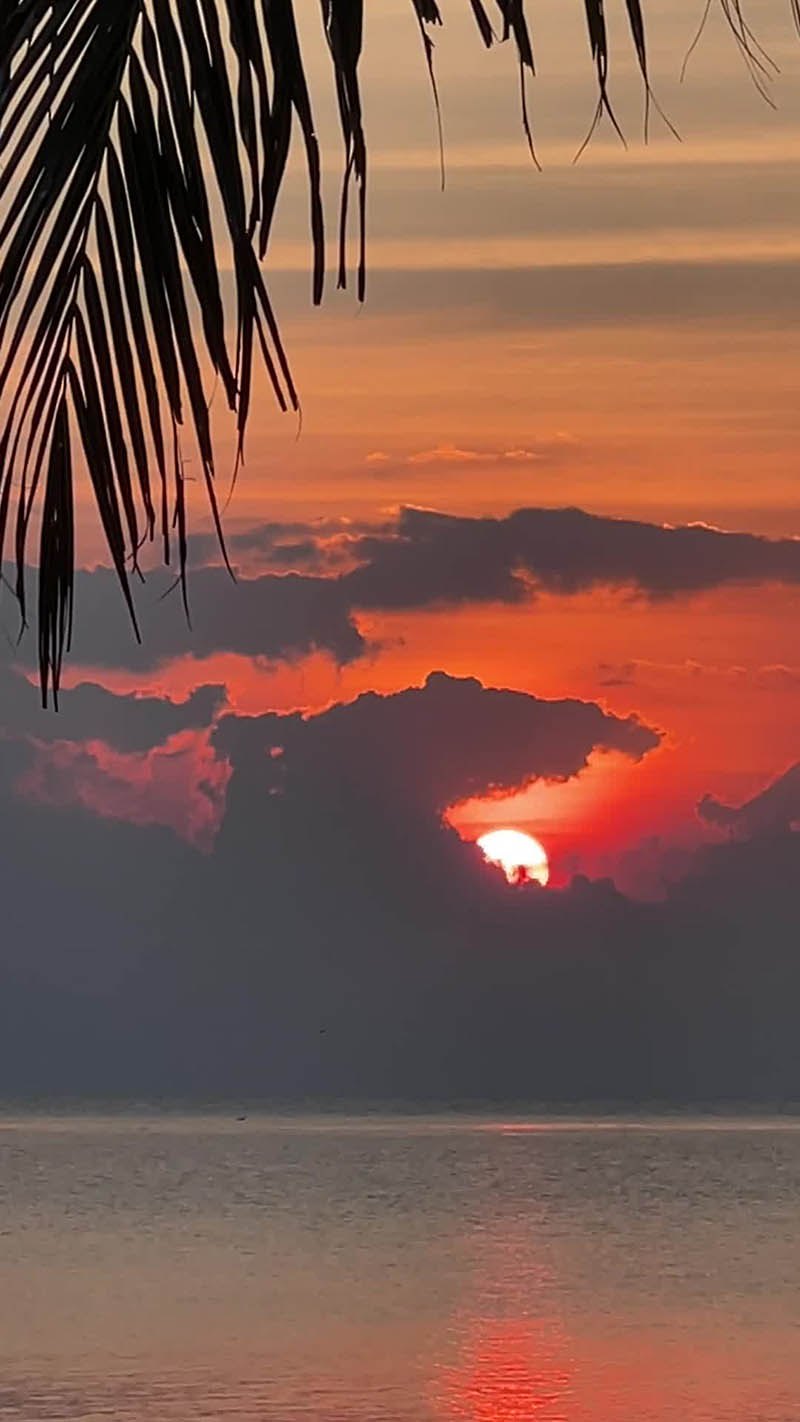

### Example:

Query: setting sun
xmin=477 ymin=830 xmax=550 ymax=887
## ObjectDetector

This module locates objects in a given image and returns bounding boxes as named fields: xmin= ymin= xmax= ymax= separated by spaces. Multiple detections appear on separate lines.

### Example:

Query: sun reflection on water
xmin=432 ymin=1218 xmax=574 ymax=1422
xmin=436 ymin=1316 xmax=573 ymax=1422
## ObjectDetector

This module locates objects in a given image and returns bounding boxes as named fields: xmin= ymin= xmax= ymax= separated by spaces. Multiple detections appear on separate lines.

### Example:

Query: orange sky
xmin=54 ymin=0 xmax=800 ymax=891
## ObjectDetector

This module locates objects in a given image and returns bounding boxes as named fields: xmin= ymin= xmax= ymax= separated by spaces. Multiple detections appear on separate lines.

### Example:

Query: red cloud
xmin=17 ymin=730 xmax=230 ymax=850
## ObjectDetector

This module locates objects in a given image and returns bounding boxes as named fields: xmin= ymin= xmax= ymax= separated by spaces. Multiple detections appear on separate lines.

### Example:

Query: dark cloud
xmin=699 ymin=762 xmax=800 ymax=837
xmin=187 ymin=517 xmax=391 ymax=578
xmin=0 ymin=663 xmax=226 ymax=753
xmin=214 ymin=670 xmax=659 ymax=820
xmin=0 ymin=664 xmax=230 ymax=849
xmin=6 ymin=564 xmax=364 ymax=672
xmin=2 ymin=663 xmax=799 ymax=1103
xmin=343 ymin=506 xmax=800 ymax=610
xmin=8 ymin=504 xmax=797 ymax=676
xmin=1 ymin=667 xmax=657 ymax=858
xmin=188 ymin=520 xmax=346 ymax=574
xmin=190 ymin=504 xmax=800 ymax=613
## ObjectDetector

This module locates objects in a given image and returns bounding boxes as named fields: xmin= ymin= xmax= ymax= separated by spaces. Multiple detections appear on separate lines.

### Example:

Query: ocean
xmin=1 ymin=1111 xmax=798 ymax=1420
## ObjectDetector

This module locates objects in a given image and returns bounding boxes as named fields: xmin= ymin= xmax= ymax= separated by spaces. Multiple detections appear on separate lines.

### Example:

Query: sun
xmin=477 ymin=829 xmax=550 ymax=887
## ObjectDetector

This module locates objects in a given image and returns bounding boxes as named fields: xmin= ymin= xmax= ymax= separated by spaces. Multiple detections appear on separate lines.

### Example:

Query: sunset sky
xmin=64 ymin=1 xmax=800 ymax=875
xmin=1 ymin=0 xmax=799 ymax=1095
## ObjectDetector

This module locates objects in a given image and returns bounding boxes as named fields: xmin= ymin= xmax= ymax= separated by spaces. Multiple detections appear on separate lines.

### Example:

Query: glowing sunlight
xmin=477 ymin=830 xmax=550 ymax=887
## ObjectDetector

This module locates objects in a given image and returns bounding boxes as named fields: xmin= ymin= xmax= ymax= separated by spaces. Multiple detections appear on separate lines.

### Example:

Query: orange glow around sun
xmin=477 ymin=830 xmax=550 ymax=887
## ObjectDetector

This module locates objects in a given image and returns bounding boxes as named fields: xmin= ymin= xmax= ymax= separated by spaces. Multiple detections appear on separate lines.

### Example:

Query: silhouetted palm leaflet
xmin=0 ymin=1 xmax=796 ymax=702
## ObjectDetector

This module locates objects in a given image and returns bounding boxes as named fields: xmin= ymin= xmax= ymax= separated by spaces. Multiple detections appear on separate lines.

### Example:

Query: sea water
xmin=0 ymin=1112 xmax=798 ymax=1420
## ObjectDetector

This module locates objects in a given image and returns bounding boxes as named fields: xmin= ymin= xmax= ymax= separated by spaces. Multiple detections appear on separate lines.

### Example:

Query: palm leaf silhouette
xmin=0 ymin=2 xmax=794 ymax=703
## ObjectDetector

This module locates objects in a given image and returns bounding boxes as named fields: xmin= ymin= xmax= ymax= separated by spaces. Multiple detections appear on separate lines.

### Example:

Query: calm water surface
xmin=0 ymin=1114 xmax=799 ymax=1420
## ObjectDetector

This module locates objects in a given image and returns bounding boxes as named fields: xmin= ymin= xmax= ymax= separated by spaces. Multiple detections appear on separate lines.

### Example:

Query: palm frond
xmin=0 ymin=1 xmax=795 ymax=703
